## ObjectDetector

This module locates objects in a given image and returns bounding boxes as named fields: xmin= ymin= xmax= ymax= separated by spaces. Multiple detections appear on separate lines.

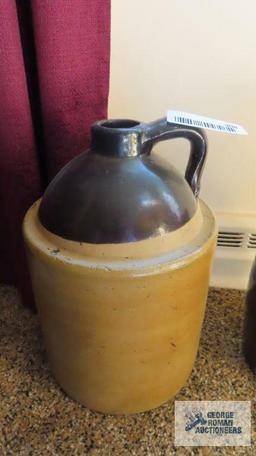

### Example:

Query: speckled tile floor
xmin=0 ymin=286 xmax=255 ymax=456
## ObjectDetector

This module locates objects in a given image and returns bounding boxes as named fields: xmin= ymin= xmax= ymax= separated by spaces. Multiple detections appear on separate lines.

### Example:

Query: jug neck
xmin=91 ymin=119 xmax=144 ymax=158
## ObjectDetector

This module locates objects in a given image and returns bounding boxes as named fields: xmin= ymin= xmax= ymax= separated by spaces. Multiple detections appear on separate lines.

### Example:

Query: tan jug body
xmin=24 ymin=199 xmax=216 ymax=414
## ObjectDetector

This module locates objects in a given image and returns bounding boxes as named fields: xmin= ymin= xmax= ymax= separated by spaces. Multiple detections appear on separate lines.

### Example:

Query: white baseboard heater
xmin=210 ymin=212 xmax=256 ymax=290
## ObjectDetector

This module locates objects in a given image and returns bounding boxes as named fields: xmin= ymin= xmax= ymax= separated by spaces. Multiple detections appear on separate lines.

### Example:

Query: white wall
xmin=109 ymin=0 xmax=256 ymax=216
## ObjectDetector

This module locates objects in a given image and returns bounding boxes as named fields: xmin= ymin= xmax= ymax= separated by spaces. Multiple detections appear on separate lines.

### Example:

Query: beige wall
xmin=109 ymin=0 xmax=256 ymax=215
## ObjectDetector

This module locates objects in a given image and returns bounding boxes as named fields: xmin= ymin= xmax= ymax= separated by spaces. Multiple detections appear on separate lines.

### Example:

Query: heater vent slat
xmin=217 ymin=230 xmax=256 ymax=249
xmin=217 ymin=231 xmax=245 ymax=248
xmin=218 ymin=231 xmax=243 ymax=236
xmin=248 ymin=233 xmax=256 ymax=249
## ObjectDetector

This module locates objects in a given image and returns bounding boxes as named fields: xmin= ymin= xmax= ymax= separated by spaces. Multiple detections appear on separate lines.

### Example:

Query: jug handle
xmin=141 ymin=118 xmax=207 ymax=197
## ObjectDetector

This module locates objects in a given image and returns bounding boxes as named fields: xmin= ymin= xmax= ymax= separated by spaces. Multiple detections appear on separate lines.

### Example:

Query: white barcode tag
xmin=167 ymin=111 xmax=248 ymax=135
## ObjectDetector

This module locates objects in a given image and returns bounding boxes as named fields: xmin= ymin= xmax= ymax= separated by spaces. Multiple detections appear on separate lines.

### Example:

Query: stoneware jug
xmin=243 ymin=257 xmax=256 ymax=372
xmin=23 ymin=117 xmax=217 ymax=414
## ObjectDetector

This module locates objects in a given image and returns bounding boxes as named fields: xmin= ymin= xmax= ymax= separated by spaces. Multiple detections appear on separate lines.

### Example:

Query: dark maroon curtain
xmin=0 ymin=0 xmax=110 ymax=306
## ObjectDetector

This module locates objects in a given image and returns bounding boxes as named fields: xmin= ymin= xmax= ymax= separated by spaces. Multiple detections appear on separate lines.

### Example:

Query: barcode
xmin=173 ymin=116 xmax=238 ymax=133
xmin=167 ymin=111 xmax=247 ymax=135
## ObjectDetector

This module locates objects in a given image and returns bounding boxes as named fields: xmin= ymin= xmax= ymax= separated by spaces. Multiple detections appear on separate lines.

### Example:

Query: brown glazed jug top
xmin=39 ymin=118 xmax=207 ymax=244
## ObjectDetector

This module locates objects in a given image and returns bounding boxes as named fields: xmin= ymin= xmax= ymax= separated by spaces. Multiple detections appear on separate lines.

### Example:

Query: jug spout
xmin=91 ymin=119 xmax=143 ymax=158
